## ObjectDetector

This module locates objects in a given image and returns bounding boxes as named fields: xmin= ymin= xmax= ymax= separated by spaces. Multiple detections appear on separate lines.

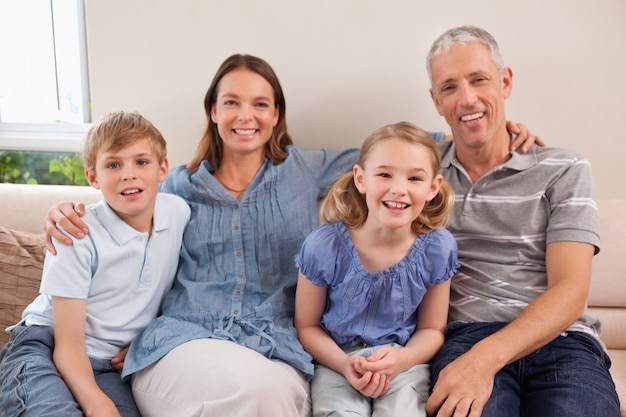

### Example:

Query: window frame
xmin=0 ymin=0 xmax=91 ymax=153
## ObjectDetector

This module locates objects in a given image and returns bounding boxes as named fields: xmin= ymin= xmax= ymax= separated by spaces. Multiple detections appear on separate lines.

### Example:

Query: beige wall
xmin=84 ymin=0 xmax=626 ymax=198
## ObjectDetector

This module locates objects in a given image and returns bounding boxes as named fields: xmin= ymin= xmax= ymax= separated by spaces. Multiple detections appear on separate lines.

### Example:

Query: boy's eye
xmin=137 ymin=159 xmax=149 ymax=166
xmin=106 ymin=162 xmax=120 ymax=169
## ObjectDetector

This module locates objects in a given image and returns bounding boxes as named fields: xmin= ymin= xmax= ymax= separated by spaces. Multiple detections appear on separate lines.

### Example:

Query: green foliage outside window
xmin=0 ymin=150 xmax=87 ymax=185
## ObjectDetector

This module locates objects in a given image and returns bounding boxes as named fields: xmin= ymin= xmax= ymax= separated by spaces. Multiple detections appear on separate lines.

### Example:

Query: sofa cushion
xmin=0 ymin=227 xmax=46 ymax=346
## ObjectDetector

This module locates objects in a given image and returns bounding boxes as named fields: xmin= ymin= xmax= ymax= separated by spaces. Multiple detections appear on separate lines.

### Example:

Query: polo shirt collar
xmin=440 ymin=138 xmax=538 ymax=173
xmin=93 ymin=195 xmax=169 ymax=245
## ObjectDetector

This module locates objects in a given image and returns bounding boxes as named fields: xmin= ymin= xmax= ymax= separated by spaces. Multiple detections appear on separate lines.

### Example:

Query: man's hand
xmin=44 ymin=201 xmax=88 ymax=254
xmin=426 ymin=349 xmax=496 ymax=417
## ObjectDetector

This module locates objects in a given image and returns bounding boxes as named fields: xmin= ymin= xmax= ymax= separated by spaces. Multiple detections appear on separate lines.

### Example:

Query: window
xmin=0 ymin=0 xmax=90 ymax=184
xmin=0 ymin=0 xmax=90 ymax=147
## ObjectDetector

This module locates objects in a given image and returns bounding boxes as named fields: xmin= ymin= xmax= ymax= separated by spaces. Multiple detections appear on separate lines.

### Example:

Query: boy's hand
xmin=111 ymin=346 xmax=129 ymax=374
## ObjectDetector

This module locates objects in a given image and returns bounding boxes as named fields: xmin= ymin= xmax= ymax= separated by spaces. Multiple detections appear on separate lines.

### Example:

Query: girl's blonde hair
xmin=320 ymin=121 xmax=454 ymax=234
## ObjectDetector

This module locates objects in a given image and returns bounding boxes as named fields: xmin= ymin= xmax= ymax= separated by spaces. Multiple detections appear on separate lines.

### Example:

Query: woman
xmin=44 ymin=54 xmax=540 ymax=417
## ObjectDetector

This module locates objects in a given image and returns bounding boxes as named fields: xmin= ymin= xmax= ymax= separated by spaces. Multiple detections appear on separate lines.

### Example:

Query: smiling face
xmin=353 ymin=137 xmax=442 ymax=233
xmin=86 ymin=137 xmax=168 ymax=232
xmin=429 ymin=41 xmax=512 ymax=151
xmin=210 ymin=68 xmax=279 ymax=159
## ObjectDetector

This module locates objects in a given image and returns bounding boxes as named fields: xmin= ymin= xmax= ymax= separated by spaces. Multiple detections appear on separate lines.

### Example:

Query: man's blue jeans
xmin=430 ymin=322 xmax=621 ymax=417
xmin=0 ymin=324 xmax=139 ymax=417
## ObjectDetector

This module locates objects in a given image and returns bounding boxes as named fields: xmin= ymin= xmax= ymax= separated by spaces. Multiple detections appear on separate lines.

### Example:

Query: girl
xmin=295 ymin=121 xmax=459 ymax=417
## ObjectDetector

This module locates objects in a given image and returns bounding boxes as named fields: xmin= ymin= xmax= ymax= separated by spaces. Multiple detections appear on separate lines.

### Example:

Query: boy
xmin=0 ymin=111 xmax=190 ymax=417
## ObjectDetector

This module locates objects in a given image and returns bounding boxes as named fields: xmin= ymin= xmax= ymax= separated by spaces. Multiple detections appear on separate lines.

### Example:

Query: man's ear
xmin=501 ymin=66 xmax=513 ymax=99
xmin=353 ymin=164 xmax=366 ymax=194
xmin=430 ymin=88 xmax=445 ymax=116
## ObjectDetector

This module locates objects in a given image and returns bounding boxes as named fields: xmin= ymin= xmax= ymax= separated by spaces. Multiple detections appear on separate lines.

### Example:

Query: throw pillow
xmin=0 ymin=227 xmax=46 ymax=347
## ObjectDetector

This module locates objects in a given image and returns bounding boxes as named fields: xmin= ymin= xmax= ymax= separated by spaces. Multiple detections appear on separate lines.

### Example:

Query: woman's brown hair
xmin=187 ymin=54 xmax=293 ymax=172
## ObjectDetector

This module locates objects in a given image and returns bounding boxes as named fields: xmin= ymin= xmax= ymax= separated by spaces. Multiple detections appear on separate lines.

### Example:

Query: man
xmin=424 ymin=26 xmax=620 ymax=417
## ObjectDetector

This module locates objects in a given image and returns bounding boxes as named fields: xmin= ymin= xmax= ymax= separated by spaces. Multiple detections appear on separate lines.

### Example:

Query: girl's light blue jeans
xmin=311 ymin=343 xmax=430 ymax=417
xmin=0 ymin=324 xmax=139 ymax=417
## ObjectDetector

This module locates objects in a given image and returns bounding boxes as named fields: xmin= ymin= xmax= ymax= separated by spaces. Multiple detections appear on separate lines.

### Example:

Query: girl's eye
xmin=377 ymin=173 xmax=391 ymax=178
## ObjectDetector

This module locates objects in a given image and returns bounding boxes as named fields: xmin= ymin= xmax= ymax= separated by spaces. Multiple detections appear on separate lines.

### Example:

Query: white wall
xmin=84 ymin=0 xmax=626 ymax=198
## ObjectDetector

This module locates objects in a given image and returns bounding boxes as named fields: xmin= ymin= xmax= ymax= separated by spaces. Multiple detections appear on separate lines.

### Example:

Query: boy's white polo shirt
xmin=21 ymin=193 xmax=190 ymax=359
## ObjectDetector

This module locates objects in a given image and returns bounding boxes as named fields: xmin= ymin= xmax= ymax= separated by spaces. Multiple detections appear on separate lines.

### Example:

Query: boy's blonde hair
xmin=320 ymin=121 xmax=454 ymax=234
xmin=82 ymin=111 xmax=167 ymax=171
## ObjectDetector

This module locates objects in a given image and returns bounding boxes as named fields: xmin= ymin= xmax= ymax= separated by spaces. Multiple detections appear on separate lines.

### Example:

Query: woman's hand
xmin=44 ymin=201 xmax=88 ymax=254
xmin=506 ymin=121 xmax=546 ymax=153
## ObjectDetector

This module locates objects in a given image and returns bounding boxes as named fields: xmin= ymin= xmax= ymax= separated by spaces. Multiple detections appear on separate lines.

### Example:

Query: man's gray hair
xmin=426 ymin=25 xmax=505 ymax=87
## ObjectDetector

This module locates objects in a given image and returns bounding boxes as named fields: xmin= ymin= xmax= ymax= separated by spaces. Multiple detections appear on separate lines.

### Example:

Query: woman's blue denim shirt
xmin=123 ymin=134 xmax=444 ymax=381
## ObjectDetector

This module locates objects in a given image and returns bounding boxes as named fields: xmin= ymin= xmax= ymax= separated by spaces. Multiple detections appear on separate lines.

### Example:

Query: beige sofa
xmin=0 ymin=183 xmax=624 ymax=415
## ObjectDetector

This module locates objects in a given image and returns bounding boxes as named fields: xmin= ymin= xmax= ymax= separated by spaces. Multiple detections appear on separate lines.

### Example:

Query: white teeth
xmin=122 ymin=189 xmax=140 ymax=195
xmin=235 ymin=129 xmax=256 ymax=135
xmin=385 ymin=201 xmax=408 ymax=209
xmin=461 ymin=112 xmax=484 ymax=122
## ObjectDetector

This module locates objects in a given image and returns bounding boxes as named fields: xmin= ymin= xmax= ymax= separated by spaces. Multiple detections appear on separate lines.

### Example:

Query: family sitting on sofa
xmin=0 ymin=26 xmax=621 ymax=417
